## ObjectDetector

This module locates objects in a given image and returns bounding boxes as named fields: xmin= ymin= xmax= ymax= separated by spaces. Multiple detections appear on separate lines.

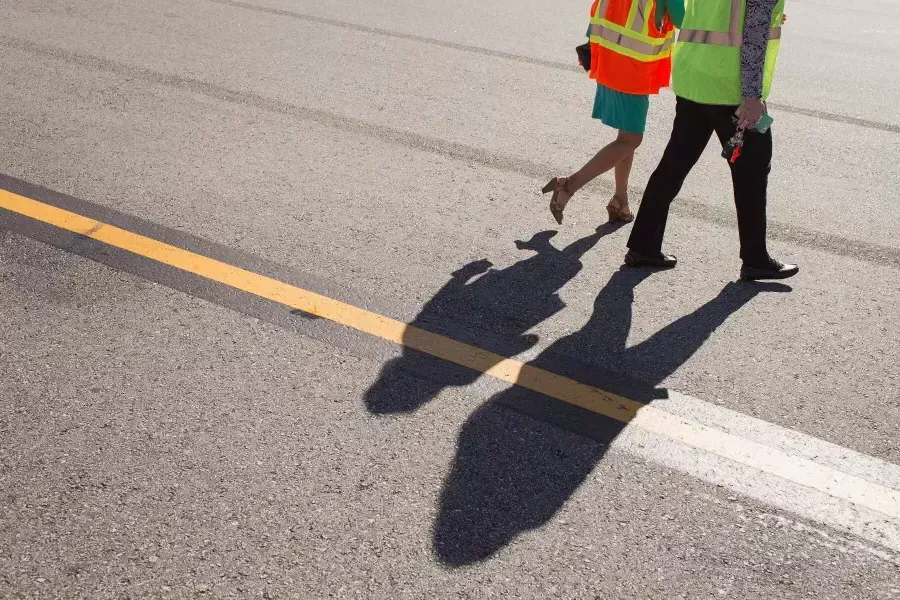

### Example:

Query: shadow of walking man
xmin=432 ymin=268 xmax=791 ymax=566
xmin=364 ymin=222 xmax=626 ymax=414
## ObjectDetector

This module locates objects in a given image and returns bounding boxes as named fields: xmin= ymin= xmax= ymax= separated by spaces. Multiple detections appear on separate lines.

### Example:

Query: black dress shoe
xmin=740 ymin=258 xmax=799 ymax=281
xmin=624 ymin=249 xmax=677 ymax=269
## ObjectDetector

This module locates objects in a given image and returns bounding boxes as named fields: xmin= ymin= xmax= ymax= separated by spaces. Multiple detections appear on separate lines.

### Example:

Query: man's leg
xmin=709 ymin=105 xmax=798 ymax=279
xmin=708 ymin=105 xmax=771 ymax=266
xmin=627 ymin=97 xmax=714 ymax=257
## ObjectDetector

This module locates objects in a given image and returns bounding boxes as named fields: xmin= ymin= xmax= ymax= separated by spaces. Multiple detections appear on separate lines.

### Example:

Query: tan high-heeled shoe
xmin=606 ymin=194 xmax=634 ymax=223
xmin=542 ymin=177 xmax=574 ymax=225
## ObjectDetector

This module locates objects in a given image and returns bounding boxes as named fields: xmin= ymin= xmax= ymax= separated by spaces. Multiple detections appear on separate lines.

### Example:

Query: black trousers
xmin=628 ymin=97 xmax=772 ymax=266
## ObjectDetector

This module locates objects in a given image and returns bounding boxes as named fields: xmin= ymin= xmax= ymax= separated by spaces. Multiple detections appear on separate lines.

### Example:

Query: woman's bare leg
xmin=554 ymin=130 xmax=643 ymax=211
xmin=608 ymin=141 xmax=636 ymax=221
xmin=614 ymin=147 xmax=634 ymax=201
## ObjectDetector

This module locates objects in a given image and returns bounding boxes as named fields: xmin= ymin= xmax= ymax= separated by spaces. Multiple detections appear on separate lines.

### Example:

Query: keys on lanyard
xmin=722 ymin=129 xmax=745 ymax=164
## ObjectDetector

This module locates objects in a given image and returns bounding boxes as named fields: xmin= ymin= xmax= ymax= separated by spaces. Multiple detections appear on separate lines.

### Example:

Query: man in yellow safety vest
xmin=624 ymin=0 xmax=799 ymax=281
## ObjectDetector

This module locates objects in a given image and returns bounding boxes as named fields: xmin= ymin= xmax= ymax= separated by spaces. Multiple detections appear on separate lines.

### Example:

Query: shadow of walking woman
xmin=364 ymin=222 xmax=626 ymax=415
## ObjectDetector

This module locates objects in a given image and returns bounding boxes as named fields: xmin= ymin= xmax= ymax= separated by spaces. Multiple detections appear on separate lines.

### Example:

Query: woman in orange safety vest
xmin=542 ymin=0 xmax=684 ymax=225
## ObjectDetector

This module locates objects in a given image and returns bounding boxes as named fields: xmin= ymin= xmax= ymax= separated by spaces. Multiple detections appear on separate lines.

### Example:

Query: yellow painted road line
xmin=3 ymin=187 xmax=900 ymax=528
xmin=0 ymin=188 xmax=641 ymax=422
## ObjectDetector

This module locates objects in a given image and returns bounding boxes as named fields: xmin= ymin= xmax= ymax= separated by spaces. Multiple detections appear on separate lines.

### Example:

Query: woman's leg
xmin=556 ymin=130 xmax=643 ymax=209
xmin=614 ymin=145 xmax=635 ymax=201
xmin=608 ymin=131 xmax=641 ymax=220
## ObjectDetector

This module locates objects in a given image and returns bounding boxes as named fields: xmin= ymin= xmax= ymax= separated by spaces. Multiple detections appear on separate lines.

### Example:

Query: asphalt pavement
xmin=1 ymin=0 xmax=899 ymax=598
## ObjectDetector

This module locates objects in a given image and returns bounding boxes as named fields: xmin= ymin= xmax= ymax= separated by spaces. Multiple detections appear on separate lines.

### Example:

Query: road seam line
xmin=2 ymin=34 xmax=899 ymax=268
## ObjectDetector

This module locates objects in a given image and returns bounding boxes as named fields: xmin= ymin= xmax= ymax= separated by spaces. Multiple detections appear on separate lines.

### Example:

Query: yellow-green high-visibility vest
xmin=673 ymin=0 xmax=785 ymax=105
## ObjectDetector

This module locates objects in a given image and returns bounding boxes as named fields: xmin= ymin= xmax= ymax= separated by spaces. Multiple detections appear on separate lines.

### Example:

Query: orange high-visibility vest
xmin=588 ymin=0 xmax=675 ymax=95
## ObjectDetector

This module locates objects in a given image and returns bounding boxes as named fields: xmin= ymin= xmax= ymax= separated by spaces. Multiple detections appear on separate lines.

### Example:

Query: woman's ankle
xmin=563 ymin=175 xmax=581 ymax=196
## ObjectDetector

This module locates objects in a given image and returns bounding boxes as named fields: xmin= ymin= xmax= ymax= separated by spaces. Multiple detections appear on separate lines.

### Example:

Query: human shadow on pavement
xmin=432 ymin=269 xmax=791 ymax=566
xmin=364 ymin=222 xmax=626 ymax=414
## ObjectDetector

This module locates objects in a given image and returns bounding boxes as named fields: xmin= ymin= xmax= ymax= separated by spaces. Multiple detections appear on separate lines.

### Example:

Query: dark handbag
xmin=576 ymin=43 xmax=591 ymax=71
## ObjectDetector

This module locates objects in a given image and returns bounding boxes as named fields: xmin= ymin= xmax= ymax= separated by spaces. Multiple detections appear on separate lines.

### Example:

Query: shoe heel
xmin=541 ymin=178 xmax=559 ymax=194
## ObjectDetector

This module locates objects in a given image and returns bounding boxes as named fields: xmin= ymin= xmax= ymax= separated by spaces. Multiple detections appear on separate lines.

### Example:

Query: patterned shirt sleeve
xmin=741 ymin=0 xmax=778 ymax=99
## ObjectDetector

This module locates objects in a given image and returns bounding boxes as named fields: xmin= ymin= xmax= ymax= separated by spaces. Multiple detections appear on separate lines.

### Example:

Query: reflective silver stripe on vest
xmin=679 ymin=0 xmax=781 ymax=47
xmin=596 ymin=0 xmax=611 ymax=18
xmin=595 ymin=0 xmax=652 ymax=33
xmin=729 ymin=0 xmax=742 ymax=37
xmin=678 ymin=26 xmax=782 ymax=47
xmin=631 ymin=0 xmax=651 ymax=33
xmin=589 ymin=24 xmax=673 ymax=55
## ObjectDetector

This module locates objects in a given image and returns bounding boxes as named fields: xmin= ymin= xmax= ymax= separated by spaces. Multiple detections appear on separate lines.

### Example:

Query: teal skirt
xmin=592 ymin=84 xmax=650 ymax=134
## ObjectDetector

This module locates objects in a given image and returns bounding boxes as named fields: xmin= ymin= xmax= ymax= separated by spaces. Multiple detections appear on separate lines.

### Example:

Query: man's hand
xmin=737 ymin=98 xmax=765 ymax=131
